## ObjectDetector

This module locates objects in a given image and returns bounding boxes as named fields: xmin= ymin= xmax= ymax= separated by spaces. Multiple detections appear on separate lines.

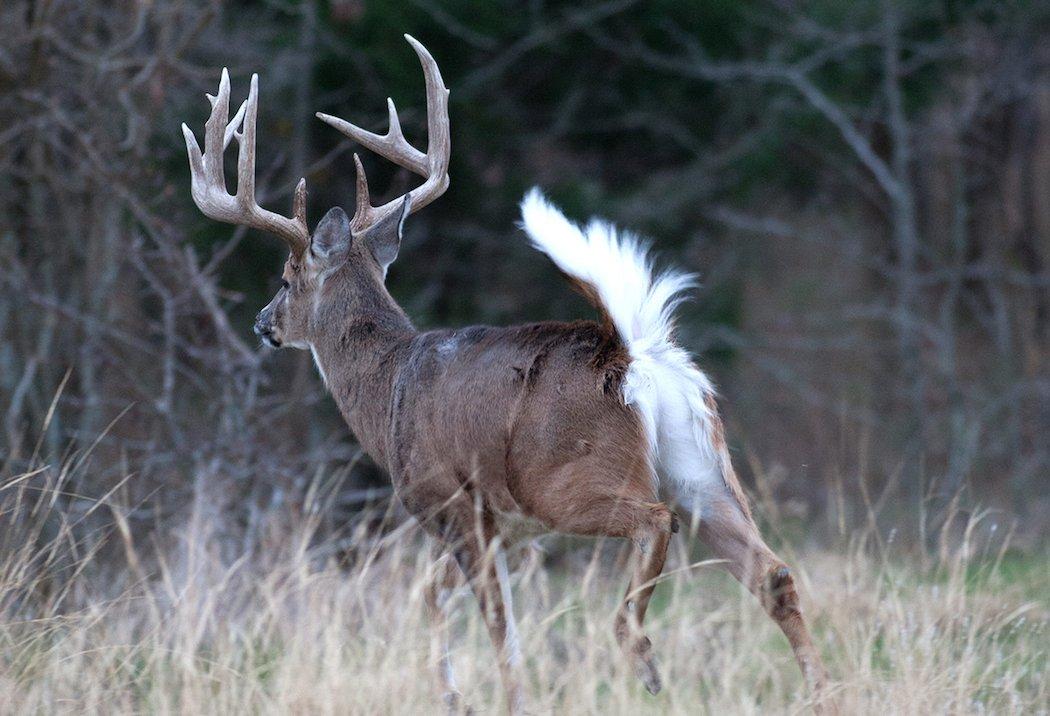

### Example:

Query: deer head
xmin=181 ymin=35 xmax=450 ymax=349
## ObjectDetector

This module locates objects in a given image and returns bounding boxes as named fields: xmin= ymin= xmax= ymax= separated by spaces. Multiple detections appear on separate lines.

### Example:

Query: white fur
xmin=519 ymin=189 xmax=726 ymax=516
xmin=434 ymin=587 xmax=459 ymax=693
xmin=309 ymin=343 xmax=329 ymax=387
xmin=494 ymin=544 xmax=523 ymax=669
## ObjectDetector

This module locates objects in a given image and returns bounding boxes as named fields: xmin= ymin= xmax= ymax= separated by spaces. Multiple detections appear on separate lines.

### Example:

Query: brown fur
xmin=703 ymin=391 xmax=754 ymax=523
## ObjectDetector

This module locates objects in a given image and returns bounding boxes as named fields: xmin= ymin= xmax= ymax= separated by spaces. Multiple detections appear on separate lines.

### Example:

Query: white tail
xmin=519 ymin=189 xmax=749 ymax=520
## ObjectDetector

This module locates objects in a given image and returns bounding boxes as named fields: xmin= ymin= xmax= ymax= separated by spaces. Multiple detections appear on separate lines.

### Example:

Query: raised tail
xmin=519 ymin=189 xmax=752 ymax=520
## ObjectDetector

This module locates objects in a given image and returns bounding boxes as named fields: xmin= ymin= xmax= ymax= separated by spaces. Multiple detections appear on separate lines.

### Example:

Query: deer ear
xmin=311 ymin=206 xmax=352 ymax=262
xmin=364 ymin=196 xmax=411 ymax=273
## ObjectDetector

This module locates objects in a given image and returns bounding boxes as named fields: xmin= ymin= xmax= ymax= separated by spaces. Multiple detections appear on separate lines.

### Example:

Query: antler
xmin=315 ymin=35 xmax=450 ymax=236
xmin=182 ymin=69 xmax=310 ymax=254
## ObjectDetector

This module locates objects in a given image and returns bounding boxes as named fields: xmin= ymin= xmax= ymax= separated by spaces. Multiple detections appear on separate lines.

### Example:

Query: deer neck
xmin=307 ymin=280 xmax=415 ymax=470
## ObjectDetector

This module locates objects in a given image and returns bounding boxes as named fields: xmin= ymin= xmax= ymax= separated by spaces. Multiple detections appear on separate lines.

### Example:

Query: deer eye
xmin=281 ymin=279 xmax=290 ymax=290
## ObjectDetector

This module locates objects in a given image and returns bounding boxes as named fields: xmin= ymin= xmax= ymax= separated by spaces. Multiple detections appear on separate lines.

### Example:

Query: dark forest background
xmin=2 ymin=0 xmax=1048 ymax=559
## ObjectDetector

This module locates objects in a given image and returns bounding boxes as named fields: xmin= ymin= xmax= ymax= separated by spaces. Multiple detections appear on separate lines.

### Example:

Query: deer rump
xmin=385 ymin=190 xmax=748 ymax=535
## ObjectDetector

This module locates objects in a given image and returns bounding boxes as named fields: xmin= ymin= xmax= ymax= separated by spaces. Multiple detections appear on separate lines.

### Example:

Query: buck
xmin=182 ymin=35 xmax=832 ymax=714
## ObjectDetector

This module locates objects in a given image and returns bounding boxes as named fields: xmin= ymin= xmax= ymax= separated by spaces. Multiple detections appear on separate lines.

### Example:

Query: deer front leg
xmin=400 ymin=471 xmax=526 ymax=714
xmin=450 ymin=529 xmax=525 ymax=716
xmin=424 ymin=548 xmax=470 ymax=714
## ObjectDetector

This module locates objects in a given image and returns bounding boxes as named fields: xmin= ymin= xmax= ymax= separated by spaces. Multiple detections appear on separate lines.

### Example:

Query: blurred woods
xmin=1 ymin=0 xmax=1048 ymax=565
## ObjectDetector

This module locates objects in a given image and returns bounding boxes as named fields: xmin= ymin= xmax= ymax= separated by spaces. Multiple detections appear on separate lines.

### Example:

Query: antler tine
xmin=224 ymin=100 xmax=247 ymax=151
xmin=316 ymin=98 xmax=427 ymax=176
xmin=401 ymin=34 xmax=451 ymax=211
xmin=351 ymin=154 xmax=372 ymax=232
xmin=182 ymin=70 xmax=310 ymax=254
xmin=202 ymin=68 xmax=231 ymax=190
xmin=235 ymin=75 xmax=262 ymax=213
xmin=316 ymin=34 xmax=450 ymax=235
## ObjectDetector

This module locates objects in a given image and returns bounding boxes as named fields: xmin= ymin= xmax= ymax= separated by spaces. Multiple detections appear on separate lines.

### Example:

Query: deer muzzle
xmin=254 ymin=309 xmax=280 ymax=347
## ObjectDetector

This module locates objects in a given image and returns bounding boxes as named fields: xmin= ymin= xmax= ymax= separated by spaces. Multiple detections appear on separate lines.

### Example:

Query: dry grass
xmin=0 ymin=465 xmax=1046 ymax=716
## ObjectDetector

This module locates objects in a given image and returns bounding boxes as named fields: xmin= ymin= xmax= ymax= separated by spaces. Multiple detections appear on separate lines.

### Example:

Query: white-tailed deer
xmin=182 ymin=35 xmax=832 ymax=714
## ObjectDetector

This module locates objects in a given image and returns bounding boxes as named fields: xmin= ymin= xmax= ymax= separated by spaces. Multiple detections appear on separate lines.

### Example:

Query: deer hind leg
xmin=697 ymin=499 xmax=832 ymax=710
xmin=515 ymin=454 xmax=676 ymax=696
xmin=613 ymin=502 xmax=677 ymax=695
xmin=423 ymin=547 xmax=470 ymax=714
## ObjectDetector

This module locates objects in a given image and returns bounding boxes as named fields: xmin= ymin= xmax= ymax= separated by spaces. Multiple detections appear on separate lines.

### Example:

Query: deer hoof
xmin=442 ymin=690 xmax=472 ymax=715
xmin=635 ymin=654 xmax=662 ymax=695
xmin=629 ymin=638 xmax=662 ymax=695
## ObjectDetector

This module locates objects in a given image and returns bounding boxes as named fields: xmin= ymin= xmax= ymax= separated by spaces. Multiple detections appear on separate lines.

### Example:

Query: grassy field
xmin=0 ymin=468 xmax=1046 ymax=715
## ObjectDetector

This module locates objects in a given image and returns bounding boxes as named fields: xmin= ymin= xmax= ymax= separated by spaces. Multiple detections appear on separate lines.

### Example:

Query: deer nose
xmin=253 ymin=309 xmax=272 ymax=335
xmin=254 ymin=317 xmax=280 ymax=347
xmin=253 ymin=319 xmax=272 ymax=337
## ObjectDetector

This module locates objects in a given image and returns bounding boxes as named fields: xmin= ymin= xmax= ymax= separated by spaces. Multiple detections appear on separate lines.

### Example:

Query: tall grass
xmin=0 ymin=458 xmax=1045 ymax=715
